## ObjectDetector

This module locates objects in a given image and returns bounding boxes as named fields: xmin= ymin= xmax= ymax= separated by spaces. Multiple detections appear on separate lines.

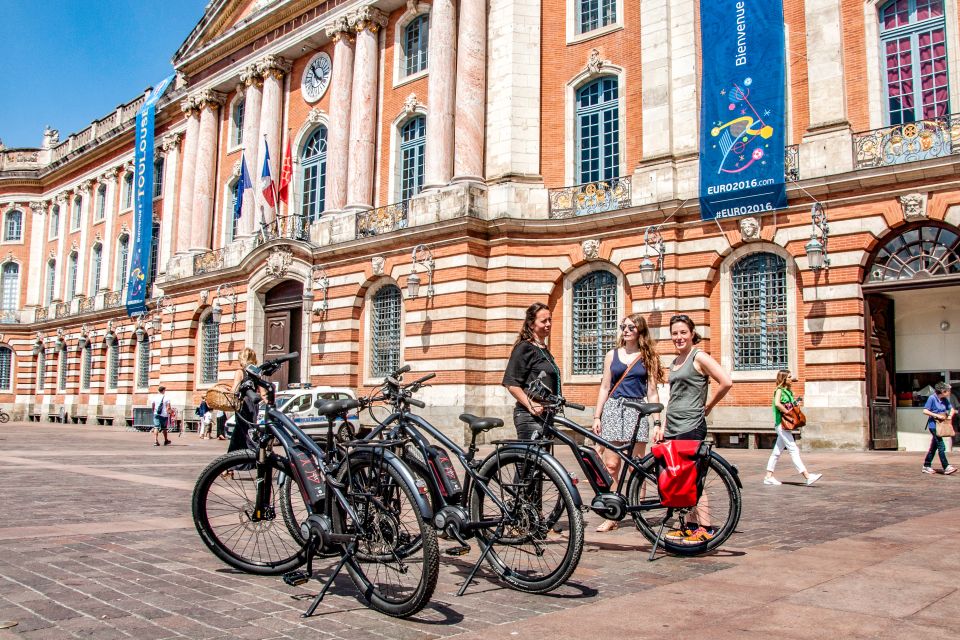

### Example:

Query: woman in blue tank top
xmin=592 ymin=313 xmax=662 ymax=532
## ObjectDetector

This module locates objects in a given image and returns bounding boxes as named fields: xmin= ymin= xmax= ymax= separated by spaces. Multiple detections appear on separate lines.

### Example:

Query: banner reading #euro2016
xmin=699 ymin=0 xmax=787 ymax=221
xmin=126 ymin=75 xmax=174 ymax=317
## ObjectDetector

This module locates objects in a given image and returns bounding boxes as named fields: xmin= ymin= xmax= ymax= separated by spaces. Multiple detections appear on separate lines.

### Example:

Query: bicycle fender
xmin=710 ymin=451 xmax=742 ymax=489
xmin=494 ymin=444 xmax=584 ymax=509
xmin=352 ymin=448 xmax=435 ymax=521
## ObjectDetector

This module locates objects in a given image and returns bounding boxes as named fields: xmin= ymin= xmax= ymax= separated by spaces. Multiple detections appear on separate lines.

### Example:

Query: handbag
xmin=779 ymin=388 xmax=806 ymax=430
xmin=936 ymin=420 xmax=956 ymax=438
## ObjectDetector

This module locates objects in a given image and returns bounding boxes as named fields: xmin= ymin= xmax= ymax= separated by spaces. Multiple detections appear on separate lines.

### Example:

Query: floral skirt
xmin=599 ymin=396 xmax=649 ymax=443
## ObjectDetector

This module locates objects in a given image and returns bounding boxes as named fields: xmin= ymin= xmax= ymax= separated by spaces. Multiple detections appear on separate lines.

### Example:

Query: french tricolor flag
xmin=260 ymin=139 xmax=276 ymax=208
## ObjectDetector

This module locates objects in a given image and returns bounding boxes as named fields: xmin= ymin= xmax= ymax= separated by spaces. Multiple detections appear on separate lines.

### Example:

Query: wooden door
xmin=264 ymin=310 xmax=291 ymax=390
xmin=865 ymin=295 xmax=897 ymax=449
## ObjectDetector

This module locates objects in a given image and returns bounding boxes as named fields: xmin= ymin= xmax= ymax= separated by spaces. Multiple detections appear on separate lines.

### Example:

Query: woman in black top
xmin=502 ymin=302 xmax=561 ymax=440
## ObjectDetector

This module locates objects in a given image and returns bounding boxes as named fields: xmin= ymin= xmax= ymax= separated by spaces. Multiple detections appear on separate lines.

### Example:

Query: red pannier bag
xmin=650 ymin=440 xmax=702 ymax=508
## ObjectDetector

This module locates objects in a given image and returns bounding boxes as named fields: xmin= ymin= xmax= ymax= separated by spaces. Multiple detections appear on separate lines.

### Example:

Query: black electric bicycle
xmin=192 ymin=353 xmax=440 ymax=618
xmin=526 ymin=374 xmax=742 ymax=558
xmin=349 ymin=366 xmax=584 ymax=595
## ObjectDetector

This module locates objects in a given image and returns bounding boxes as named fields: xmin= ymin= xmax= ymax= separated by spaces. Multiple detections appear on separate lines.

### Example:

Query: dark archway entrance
xmin=263 ymin=280 xmax=303 ymax=390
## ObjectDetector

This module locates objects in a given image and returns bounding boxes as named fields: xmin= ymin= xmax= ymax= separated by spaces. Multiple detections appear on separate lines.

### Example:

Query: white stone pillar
xmin=75 ymin=180 xmax=93 ymax=299
xmin=54 ymin=193 xmax=68 ymax=301
xmin=189 ymin=90 xmax=225 ymax=252
xmin=453 ymin=0 xmax=486 ymax=184
xmin=158 ymin=132 xmax=182 ymax=274
xmin=176 ymin=100 xmax=200 ymax=254
xmin=346 ymin=6 xmax=387 ymax=210
xmin=239 ymin=65 xmax=263 ymax=236
xmin=99 ymin=171 xmax=117 ymax=294
xmin=26 ymin=201 xmax=47 ymax=307
xmin=424 ymin=0 xmax=457 ymax=189
xmin=324 ymin=17 xmax=355 ymax=213
xmin=257 ymin=55 xmax=291 ymax=225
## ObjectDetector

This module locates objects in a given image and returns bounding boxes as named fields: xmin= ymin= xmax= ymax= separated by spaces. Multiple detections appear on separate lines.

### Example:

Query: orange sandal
xmin=595 ymin=519 xmax=619 ymax=533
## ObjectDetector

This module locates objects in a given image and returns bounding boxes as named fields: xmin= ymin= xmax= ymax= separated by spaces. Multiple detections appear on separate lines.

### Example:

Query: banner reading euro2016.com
xmin=699 ymin=0 xmax=787 ymax=221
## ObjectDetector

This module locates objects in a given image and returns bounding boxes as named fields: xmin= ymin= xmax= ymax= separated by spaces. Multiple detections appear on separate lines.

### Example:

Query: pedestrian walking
xmin=922 ymin=381 xmax=957 ymax=475
xmin=151 ymin=385 xmax=171 ymax=447
xmin=763 ymin=369 xmax=822 ymax=486
xmin=591 ymin=313 xmax=662 ymax=532
xmin=197 ymin=398 xmax=211 ymax=439
xmin=502 ymin=302 xmax=560 ymax=440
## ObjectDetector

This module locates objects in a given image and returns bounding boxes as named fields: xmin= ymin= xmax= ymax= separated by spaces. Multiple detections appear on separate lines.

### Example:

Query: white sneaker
xmin=763 ymin=477 xmax=782 ymax=485
xmin=805 ymin=473 xmax=822 ymax=486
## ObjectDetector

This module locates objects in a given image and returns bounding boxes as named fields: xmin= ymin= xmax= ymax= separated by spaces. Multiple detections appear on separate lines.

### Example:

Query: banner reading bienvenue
xmin=126 ymin=75 xmax=174 ymax=317
xmin=698 ymin=0 xmax=787 ymax=221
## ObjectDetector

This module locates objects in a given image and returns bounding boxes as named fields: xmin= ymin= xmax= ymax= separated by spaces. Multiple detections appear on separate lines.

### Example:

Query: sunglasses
xmin=619 ymin=324 xmax=639 ymax=332
xmin=669 ymin=314 xmax=692 ymax=324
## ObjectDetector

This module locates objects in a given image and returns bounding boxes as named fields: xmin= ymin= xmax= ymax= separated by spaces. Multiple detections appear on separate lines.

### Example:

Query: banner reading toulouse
xmin=699 ymin=0 xmax=787 ymax=221
xmin=126 ymin=75 xmax=174 ymax=317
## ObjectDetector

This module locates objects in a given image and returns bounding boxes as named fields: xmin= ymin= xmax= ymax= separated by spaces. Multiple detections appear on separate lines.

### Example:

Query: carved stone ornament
xmin=324 ymin=15 xmax=353 ymax=40
xmin=55 ymin=192 xmax=68 ymax=204
xmin=29 ymin=201 xmax=45 ymax=215
xmin=240 ymin=63 xmax=263 ymax=86
xmin=49 ymin=249 xmax=56 ymax=261
xmin=256 ymin=54 xmax=292 ymax=78
xmin=100 ymin=170 xmax=115 ymax=183
xmin=351 ymin=5 xmax=388 ymax=32
xmin=56 ymin=327 xmax=65 ymax=339
xmin=232 ymin=160 xmax=243 ymax=178
xmin=78 ymin=180 xmax=93 ymax=194
xmin=900 ymin=193 xmax=927 ymax=221
xmin=5 ymin=252 xmax=13 ymax=263
xmin=94 ymin=231 xmax=102 ymax=242
xmin=406 ymin=0 xmax=418 ymax=13
xmin=586 ymin=48 xmax=607 ymax=75
xmin=402 ymin=93 xmax=423 ymax=116
xmin=198 ymin=289 xmax=209 ymax=305
xmin=161 ymin=132 xmax=183 ymax=152
xmin=181 ymin=96 xmax=201 ymax=116
xmin=581 ymin=239 xmax=601 ymax=261
xmin=194 ymin=89 xmax=226 ymax=110
xmin=70 ymin=240 xmax=79 ymax=252
xmin=265 ymin=247 xmax=294 ymax=279
xmin=307 ymin=107 xmax=325 ymax=124
xmin=120 ymin=222 xmax=130 ymax=235
xmin=739 ymin=216 xmax=761 ymax=242
xmin=371 ymin=255 xmax=385 ymax=275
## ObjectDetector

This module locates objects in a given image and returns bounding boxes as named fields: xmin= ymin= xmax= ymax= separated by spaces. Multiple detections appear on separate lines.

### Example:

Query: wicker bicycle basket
xmin=205 ymin=384 xmax=238 ymax=412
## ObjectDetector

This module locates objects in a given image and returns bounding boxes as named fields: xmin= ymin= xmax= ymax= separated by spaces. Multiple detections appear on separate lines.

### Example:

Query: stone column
xmin=453 ymin=0 xmax=486 ymax=184
xmin=98 ymin=172 xmax=116 ymax=294
xmin=54 ymin=193 xmax=68 ymax=301
xmin=189 ymin=90 xmax=225 ymax=252
xmin=176 ymin=99 xmax=200 ymax=254
xmin=424 ymin=0 xmax=457 ymax=189
xmin=26 ymin=201 xmax=47 ymax=307
xmin=239 ymin=65 xmax=263 ymax=236
xmin=256 ymin=55 xmax=291 ymax=224
xmin=324 ymin=17 xmax=356 ymax=213
xmin=75 ymin=180 xmax=93 ymax=298
xmin=158 ymin=133 xmax=182 ymax=274
xmin=346 ymin=6 xmax=387 ymax=210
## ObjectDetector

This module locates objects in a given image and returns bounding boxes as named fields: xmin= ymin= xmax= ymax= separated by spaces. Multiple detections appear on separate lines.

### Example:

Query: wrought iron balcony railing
xmin=356 ymin=201 xmax=408 ymax=238
xmin=256 ymin=214 xmax=310 ymax=246
xmin=853 ymin=114 xmax=960 ymax=170
xmin=104 ymin=289 xmax=124 ymax=308
xmin=55 ymin=302 xmax=70 ymax=318
xmin=0 ymin=310 xmax=19 ymax=324
xmin=194 ymin=248 xmax=226 ymax=275
xmin=548 ymin=177 xmax=631 ymax=219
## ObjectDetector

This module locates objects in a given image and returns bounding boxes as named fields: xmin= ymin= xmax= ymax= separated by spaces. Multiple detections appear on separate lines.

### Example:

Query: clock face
xmin=301 ymin=52 xmax=332 ymax=103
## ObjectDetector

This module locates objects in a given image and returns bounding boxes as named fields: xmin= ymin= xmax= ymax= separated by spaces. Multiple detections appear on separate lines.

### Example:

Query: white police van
xmin=225 ymin=384 xmax=361 ymax=441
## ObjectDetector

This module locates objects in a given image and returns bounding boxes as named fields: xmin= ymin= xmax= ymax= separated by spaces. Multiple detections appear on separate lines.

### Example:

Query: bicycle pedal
xmin=445 ymin=544 xmax=471 ymax=557
xmin=282 ymin=570 xmax=311 ymax=587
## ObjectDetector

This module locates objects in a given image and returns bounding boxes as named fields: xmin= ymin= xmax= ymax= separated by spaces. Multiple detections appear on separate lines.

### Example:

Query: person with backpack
xmin=763 ymin=369 xmax=822 ymax=486
xmin=151 ymin=385 xmax=171 ymax=447
xmin=196 ymin=398 xmax=211 ymax=439
xmin=922 ymin=381 xmax=956 ymax=475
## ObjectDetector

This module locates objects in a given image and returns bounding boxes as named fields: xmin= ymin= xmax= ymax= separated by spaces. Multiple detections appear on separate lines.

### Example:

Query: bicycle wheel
xmin=626 ymin=452 xmax=741 ymax=556
xmin=469 ymin=448 xmax=584 ymax=594
xmin=333 ymin=453 xmax=439 ymax=618
xmin=0 ymin=412 xmax=8 ymax=423
xmin=193 ymin=450 xmax=307 ymax=575
xmin=279 ymin=472 xmax=310 ymax=544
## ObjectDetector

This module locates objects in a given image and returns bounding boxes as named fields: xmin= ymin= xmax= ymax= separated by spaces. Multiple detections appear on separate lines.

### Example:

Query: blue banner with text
xmin=699 ymin=0 xmax=787 ymax=221
xmin=126 ymin=75 xmax=174 ymax=317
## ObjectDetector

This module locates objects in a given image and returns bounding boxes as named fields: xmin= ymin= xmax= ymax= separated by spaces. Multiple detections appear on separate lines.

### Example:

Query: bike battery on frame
xmin=576 ymin=445 xmax=613 ymax=491
xmin=426 ymin=445 xmax=462 ymax=501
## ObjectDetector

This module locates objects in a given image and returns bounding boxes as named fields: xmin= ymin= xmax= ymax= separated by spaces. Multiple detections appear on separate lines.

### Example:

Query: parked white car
xmin=225 ymin=385 xmax=361 ymax=441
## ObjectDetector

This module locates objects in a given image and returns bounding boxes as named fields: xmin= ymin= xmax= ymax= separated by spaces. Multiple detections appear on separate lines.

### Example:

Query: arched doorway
xmin=263 ymin=280 xmax=304 ymax=389
xmin=862 ymin=222 xmax=960 ymax=450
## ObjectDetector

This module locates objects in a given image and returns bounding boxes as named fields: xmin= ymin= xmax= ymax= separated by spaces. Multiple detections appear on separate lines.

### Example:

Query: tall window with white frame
xmin=371 ymin=285 xmax=402 ymax=377
xmin=95 ymin=184 xmax=107 ymax=221
xmin=0 ymin=346 xmax=11 ymax=391
xmin=66 ymin=251 xmax=78 ymax=300
xmin=90 ymin=244 xmax=102 ymax=295
xmin=201 ymin=315 xmax=220 ymax=385
xmin=880 ymin=0 xmax=949 ymax=125
xmin=0 ymin=263 xmax=18 ymax=314
xmin=45 ymin=259 xmax=56 ymax=306
xmin=576 ymin=77 xmax=620 ymax=184
xmin=50 ymin=204 xmax=60 ymax=238
xmin=153 ymin=159 xmax=164 ymax=199
xmin=107 ymin=339 xmax=119 ymax=390
xmin=399 ymin=116 xmax=426 ymax=201
xmin=146 ymin=223 xmax=160 ymax=297
xmin=58 ymin=347 xmax=68 ymax=391
xmin=123 ymin=173 xmax=134 ymax=209
xmin=402 ymin=14 xmax=429 ymax=77
xmin=301 ymin=126 xmax=328 ymax=222
xmin=71 ymin=195 xmax=82 ymax=230
xmin=81 ymin=343 xmax=92 ymax=391
xmin=37 ymin=351 xmax=46 ymax=389
xmin=116 ymin=234 xmax=129 ymax=292
xmin=572 ymin=270 xmax=618 ymax=375
xmin=137 ymin=336 xmax=150 ymax=389
xmin=232 ymin=99 xmax=245 ymax=147
xmin=4 ymin=210 xmax=22 ymax=241
xmin=228 ymin=180 xmax=240 ymax=243
xmin=578 ymin=0 xmax=616 ymax=34
xmin=732 ymin=252 xmax=789 ymax=371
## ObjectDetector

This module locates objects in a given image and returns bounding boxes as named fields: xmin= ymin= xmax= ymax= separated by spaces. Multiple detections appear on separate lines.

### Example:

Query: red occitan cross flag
xmin=278 ymin=137 xmax=292 ymax=205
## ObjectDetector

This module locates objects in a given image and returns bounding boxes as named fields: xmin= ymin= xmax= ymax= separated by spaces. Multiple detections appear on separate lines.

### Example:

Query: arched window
xmin=301 ymin=126 xmax=328 ymax=221
xmin=228 ymin=180 xmax=240 ymax=243
xmin=81 ymin=343 xmax=92 ymax=391
xmin=0 ymin=346 xmax=12 ymax=390
xmin=371 ymin=285 xmax=402 ymax=377
xmin=37 ymin=352 xmax=46 ymax=389
xmin=399 ymin=116 xmax=426 ymax=201
xmin=45 ymin=259 xmax=56 ymax=305
xmin=58 ymin=346 xmax=68 ymax=391
xmin=868 ymin=223 xmax=960 ymax=281
xmin=402 ymin=14 xmax=429 ymax=77
xmin=50 ymin=204 xmax=60 ymax=238
xmin=66 ymin=251 xmax=79 ymax=300
xmin=572 ymin=270 xmax=618 ymax=375
xmin=116 ymin=234 xmax=129 ymax=291
xmin=0 ymin=263 xmax=18 ymax=312
xmin=578 ymin=0 xmax=616 ymax=34
xmin=89 ymin=244 xmax=103 ymax=295
xmin=107 ymin=340 xmax=119 ymax=390
xmin=153 ymin=158 xmax=165 ymax=198
xmin=137 ymin=336 xmax=150 ymax=389
xmin=71 ymin=195 xmax=82 ymax=230
xmin=95 ymin=184 xmax=107 ymax=221
xmin=232 ymin=99 xmax=245 ymax=146
xmin=4 ymin=210 xmax=22 ymax=241
xmin=146 ymin=222 xmax=160 ymax=297
xmin=576 ymin=77 xmax=620 ymax=184
xmin=201 ymin=314 xmax=220 ymax=385
xmin=732 ymin=253 xmax=788 ymax=371
xmin=880 ymin=0 xmax=949 ymax=124
xmin=122 ymin=173 xmax=134 ymax=209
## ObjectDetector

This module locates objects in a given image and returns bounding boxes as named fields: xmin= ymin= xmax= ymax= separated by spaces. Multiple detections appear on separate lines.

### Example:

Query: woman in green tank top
xmin=763 ymin=369 xmax=822 ymax=486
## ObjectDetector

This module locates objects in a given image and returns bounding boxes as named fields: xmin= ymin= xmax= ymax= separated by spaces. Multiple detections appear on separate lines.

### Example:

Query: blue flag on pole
xmin=234 ymin=155 xmax=252 ymax=220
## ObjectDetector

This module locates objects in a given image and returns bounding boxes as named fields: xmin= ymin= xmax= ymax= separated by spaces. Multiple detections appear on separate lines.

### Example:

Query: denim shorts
xmin=152 ymin=415 xmax=167 ymax=431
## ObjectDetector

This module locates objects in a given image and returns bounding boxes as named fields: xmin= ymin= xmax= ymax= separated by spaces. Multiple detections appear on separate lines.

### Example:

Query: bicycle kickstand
xmin=648 ymin=519 xmax=669 ymax=562
xmin=456 ymin=523 xmax=505 ymax=597
xmin=303 ymin=542 xmax=356 ymax=618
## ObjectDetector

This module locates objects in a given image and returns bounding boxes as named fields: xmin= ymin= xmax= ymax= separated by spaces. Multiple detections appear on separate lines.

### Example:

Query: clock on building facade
xmin=301 ymin=52 xmax=331 ymax=103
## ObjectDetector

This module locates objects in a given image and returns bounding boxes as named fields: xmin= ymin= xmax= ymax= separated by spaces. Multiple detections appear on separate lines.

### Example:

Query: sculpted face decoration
xmin=739 ymin=216 xmax=760 ymax=242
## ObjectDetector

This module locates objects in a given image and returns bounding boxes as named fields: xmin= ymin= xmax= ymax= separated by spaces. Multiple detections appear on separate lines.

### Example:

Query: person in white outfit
xmin=764 ymin=370 xmax=821 ymax=486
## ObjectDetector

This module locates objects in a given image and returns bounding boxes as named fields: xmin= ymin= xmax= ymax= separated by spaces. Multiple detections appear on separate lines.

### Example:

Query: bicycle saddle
xmin=314 ymin=398 xmax=360 ymax=417
xmin=622 ymin=401 xmax=664 ymax=416
xmin=458 ymin=413 xmax=504 ymax=433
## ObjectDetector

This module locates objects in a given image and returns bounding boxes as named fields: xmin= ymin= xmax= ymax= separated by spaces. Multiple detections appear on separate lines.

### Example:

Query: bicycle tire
xmin=0 ymin=412 xmax=8 ymax=423
xmin=469 ymin=448 xmax=584 ymax=594
xmin=626 ymin=452 xmax=741 ymax=556
xmin=332 ymin=454 xmax=439 ymax=618
xmin=192 ymin=450 xmax=307 ymax=575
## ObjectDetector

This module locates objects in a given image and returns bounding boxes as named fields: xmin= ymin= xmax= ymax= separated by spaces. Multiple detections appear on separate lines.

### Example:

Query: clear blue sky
xmin=0 ymin=0 xmax=207 ymax=149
